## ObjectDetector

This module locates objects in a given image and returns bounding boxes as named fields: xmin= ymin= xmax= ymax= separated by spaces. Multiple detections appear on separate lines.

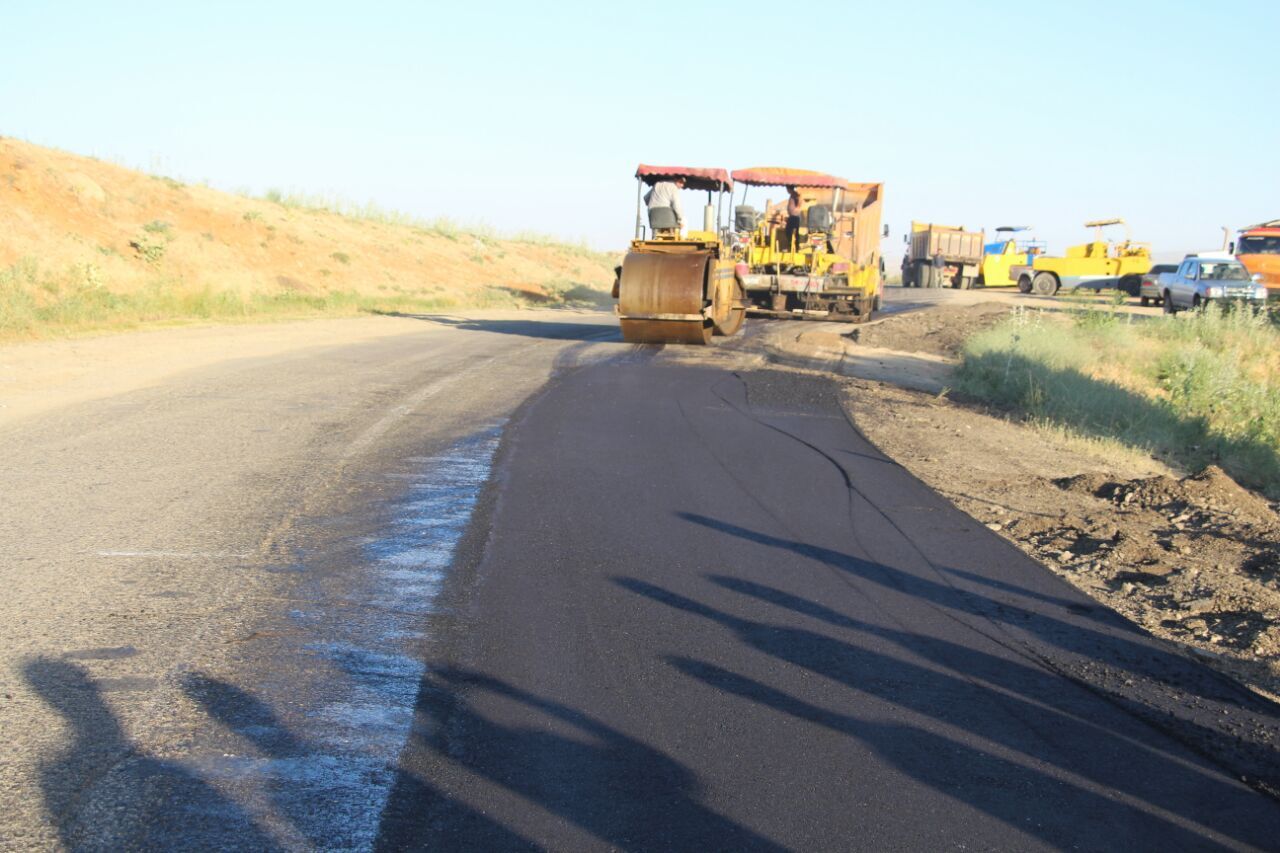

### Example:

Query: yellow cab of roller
xmin=1013 ymin=219 xmax=1151 ymax=296
xmin=612 ymin=164 xmax=746 ymax=345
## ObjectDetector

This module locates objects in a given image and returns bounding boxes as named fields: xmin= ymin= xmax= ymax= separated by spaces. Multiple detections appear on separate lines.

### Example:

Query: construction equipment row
xmin=614 ymin=164 xmax=884 ymax=345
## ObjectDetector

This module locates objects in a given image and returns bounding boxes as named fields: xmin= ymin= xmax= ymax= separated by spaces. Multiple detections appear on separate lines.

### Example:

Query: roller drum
xmin=617 ymin=250 xmax=714 ymax=345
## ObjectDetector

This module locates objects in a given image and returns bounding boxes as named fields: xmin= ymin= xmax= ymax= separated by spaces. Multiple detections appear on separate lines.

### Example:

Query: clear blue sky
xmin=3 ymin=0 xmax=1276 ymax=257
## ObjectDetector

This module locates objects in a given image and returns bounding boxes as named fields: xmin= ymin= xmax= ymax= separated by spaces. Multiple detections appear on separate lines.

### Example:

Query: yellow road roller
xmin=614 ymin=164 xmax=745 ymax=344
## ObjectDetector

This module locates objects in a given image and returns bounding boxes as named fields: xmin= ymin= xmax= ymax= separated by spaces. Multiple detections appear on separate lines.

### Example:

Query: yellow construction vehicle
xmin=613 ymin=164 xmax=746 ymax=344
xmin=730 ymin=167 xmax=884 ymax=322
xmin=978 ymin=226 xmax=1044 ymax=287
xmin=1012 ymin=219 xmax=1151 ymax=296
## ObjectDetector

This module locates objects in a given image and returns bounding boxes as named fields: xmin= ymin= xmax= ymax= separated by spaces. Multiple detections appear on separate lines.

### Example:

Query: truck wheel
xmin=1031 ymin=272 xmax=1058 ymax=296
xmin=919 ymin=265 xmax=933 ymax=288
xmin=1017 ymin=275 xmax=1032 ymax=294
xmin=960 ymin=276 xmax=973 ymax=290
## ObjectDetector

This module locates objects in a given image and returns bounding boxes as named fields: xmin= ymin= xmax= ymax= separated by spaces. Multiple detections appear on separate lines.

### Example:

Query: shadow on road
xmin=23 ymin=658 xmax=281 ymax=851
xmin=613 ymin=572 xmax=1280 ymax=850
xmin=676 ymin=511 xmax=1278 ymax=712
xmin=375 ymin=665 xmax=785 ymax=851
xmin=374 ymin=311 xmax=621 ymax=343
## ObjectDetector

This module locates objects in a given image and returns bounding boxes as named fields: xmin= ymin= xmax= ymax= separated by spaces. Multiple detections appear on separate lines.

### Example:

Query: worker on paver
xmin=784 ymin=187 xmax=804 ymax=252
xmin=645 ymin=176 xmax=685 ymax=235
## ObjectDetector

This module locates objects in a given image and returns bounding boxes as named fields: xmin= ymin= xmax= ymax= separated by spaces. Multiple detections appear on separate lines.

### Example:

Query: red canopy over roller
xmin=635 ymin=164 xmax=733 ymax=192
xmin=730 ymin=167 xmax=849 ymax=190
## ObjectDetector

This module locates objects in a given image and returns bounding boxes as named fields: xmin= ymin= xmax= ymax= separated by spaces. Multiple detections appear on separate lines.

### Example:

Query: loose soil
xmin=851 ymin=301 xmax=1011 ymax=358
xmin=837 ymin=303 xmax=1280 ymax=700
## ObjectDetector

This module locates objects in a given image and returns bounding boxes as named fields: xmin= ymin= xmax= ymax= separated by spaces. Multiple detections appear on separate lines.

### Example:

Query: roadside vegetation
xmin=956 ymin=302 xmax=1280 ymax=497
xmin=0 ymin=257 xmax=609 ymax=341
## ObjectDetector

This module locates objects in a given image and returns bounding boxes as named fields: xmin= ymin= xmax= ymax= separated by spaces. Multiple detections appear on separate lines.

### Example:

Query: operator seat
xmin=648 ymin=206 xmax=679 ymax=237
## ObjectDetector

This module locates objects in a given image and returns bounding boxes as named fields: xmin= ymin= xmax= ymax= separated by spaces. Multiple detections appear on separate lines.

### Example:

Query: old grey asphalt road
xmin=0 ymin=311 xmax=626 ymax=850
xmin=374 ymin=363 xmax=1280 ymax=851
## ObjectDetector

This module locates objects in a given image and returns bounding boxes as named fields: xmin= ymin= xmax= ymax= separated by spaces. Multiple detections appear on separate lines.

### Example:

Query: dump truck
xmin=613 ymin=164 xmax=745 ymax=344
xmin=1236 ymin=219 xmax=1280 ymax=298
xmin=731 ymin=167 xmax=884 ymax=322
xmin=1011 ymin=219 xmax=1151 ymax=296
xmin=977 ymin=226 xmax=1045 ymax=287
xmin=903 ymin=222 xmax=983 ymax=288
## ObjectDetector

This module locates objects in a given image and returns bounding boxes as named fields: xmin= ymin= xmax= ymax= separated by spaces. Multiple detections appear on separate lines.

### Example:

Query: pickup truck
xmin=1157 ymin=255 xmax=1268 ymax=314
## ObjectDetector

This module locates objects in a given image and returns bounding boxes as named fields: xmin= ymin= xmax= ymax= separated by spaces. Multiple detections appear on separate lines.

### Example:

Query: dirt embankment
xmin=838 ymin=302 xmax=1280 ymax=699
xmin=0 ymin=137 xmax=615 ymax=335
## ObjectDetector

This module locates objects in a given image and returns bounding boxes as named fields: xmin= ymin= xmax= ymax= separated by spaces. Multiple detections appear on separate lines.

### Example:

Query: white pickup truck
xmin=1157 ymin=254 xmax=1268 ymax=314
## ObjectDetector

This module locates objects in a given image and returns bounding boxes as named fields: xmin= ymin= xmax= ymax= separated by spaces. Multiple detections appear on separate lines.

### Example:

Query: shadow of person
xmin=612 ymin=577 xmax=1280 ymax=850
xmin=703 ymin=573 xmax=1280 ymax=789
xmin=179 ymin=672 xmax=534 ymax=851
xmin=372 ymin=311 xmax=621 ymax=343
xmin=669 ymin=656 xmax=1245 ymax=851
xmin=375 ymin=665 xmax=786 ymax=852
xmin=676 ymin=511 xmax=1274 ymax=713
xmin=22 ymin=657 xmax=281 ymax=852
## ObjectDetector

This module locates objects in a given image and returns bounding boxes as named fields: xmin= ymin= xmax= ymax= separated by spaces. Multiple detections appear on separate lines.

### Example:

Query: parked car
xmin=1157 ymin=255 xmax=1269 ymax=314
xmin=1138 ymin=264 xmax=1178 ymax=306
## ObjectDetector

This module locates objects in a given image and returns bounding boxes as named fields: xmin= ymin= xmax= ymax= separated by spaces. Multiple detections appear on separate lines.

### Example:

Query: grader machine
xmin=613 ymin=164 xmax=746 ymax=344
xmin=730 ymin=168 xmax=884 ymax=323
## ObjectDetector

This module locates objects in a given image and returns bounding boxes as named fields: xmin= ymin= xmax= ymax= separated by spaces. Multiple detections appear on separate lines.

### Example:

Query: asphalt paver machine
xmin=731 ymin=167 xmax=884 ymax=323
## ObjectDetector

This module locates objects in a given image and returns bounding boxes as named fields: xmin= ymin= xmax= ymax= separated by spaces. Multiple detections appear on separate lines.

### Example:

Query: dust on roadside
xmin=833 ymin=301 xmax=1280 ymax=700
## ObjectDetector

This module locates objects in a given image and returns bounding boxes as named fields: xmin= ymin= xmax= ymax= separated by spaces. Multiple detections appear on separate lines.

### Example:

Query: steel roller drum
xmin=617 ymin=250 xmax=713 ymax=345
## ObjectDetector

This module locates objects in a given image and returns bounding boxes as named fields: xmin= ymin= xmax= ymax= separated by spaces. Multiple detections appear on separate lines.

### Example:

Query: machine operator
xmin=645 ymin=176 xmax=685 ymax=234
xmin=783 ymin=187 xmax=804 ymax=252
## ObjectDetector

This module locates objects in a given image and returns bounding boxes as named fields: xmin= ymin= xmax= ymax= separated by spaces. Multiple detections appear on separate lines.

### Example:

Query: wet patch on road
xmin=125 ymin=426 xmax=506 ymax=850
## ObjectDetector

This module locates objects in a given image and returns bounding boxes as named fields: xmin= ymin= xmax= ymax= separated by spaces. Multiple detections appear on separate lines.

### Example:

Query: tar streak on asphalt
xmin=186 ymin=426 xmax=503 ymax=850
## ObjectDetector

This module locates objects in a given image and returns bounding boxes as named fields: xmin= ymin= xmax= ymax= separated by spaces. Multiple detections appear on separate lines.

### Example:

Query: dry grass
xmin=0 ymin=137 xmax=617 ymax=342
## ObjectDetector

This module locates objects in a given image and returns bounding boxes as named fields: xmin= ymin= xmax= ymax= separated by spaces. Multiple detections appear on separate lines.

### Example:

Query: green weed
xmin=956 ymin=306 xmax=1280 ymax=496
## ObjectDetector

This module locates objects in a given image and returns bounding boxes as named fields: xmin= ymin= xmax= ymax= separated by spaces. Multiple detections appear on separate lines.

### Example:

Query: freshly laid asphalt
xmin=377 ymin=363 xmax=1280 ymax=851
